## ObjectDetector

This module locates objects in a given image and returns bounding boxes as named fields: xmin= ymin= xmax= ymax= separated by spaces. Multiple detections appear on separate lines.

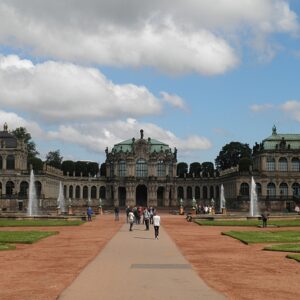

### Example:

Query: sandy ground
xmin=163 ymin=216 xmax=300 ymax=300
xmin=1 ymin=214 xmax=300 ymax=299
xmin=0 ymin=215 xmax=122 ymax=300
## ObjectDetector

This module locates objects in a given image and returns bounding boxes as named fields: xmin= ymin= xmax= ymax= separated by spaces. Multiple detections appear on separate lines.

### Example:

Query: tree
xmin=202 ymin=162 xmax=214 ymax=177
xmin=177 ymin=162 xmax=188 ymax=178
xmin=239 ymin=157 xmax=252 ymax=172
xmin=215 ymin=142 xmax=252 ymax=171
xmin=45 ymin=150 xmax=63 ymax=169
xmin=189 ymin=162 xmax=201 ymax=177
xmin=75 ymin=161 xmax=88 ymax=176
xmin=100 ymin=163 xmax=106 ymax=177
xmin=11 ymin=127 xmax=40 ymax=169
xmin=61 ymin=160 xmax=75 ymax=176
xmin=87 ymin=162 xmax=99 ymax=177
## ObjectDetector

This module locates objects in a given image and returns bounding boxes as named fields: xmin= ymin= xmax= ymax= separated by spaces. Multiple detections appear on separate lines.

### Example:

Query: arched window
xmin=267 ymin=157 xmax=275 ymax=171
xmin=210 ymin=186 xmax=214 ymax=199
xmin=267 ymin=183 xmax=276 ymax=197
xmin=256 ymin=183 xmax=262 ymax=196
xmin=83 ymin=186 xmax=88 ymax=199
xmin=69 ymin=186 xmax=73 ymax=198
xmin=19 ymin=181 xmax=29 ymax=198
xmin=136 ymin=159 xmax=148 ymax=177
xmin=91 ymin=186 xmax=97 ymax=199
xmin=240 ymin=183 xmax=249 ymax=196
xmin=292 ymin=183 xmax=300 ymax=197
xmin=187 ymin=186 xmax=192 ymax=199
xmin=0 ymin=156 xmax=2 ymax=169
xmin=64 ymin=185 xmax=67 ymax=198
xmin=279 ymin=182 xmax=288 ymax=197
xmin=35 ymin=181 xmax=42 ymax=198
xmin=100 ymin=186 xmax=106 ymax=199
xmin=177 ymin=186 xmax=184 ymax=199
xmin=157 ymin=160 xmax=165 ymax=177
xmin=279 ymin=157 xmax=288 ymax=171
xmin=6 ymin=155 xmax=15 ymax=170
xmin=292 ymin=158 xmax=300 ymax=171
xmin=6 ymin=181 xmax=14 ymax=196
xmin=118 ymin=160 xmax=126 ymax=177
xmin=75 ymin=185 xmax=80 ymax=199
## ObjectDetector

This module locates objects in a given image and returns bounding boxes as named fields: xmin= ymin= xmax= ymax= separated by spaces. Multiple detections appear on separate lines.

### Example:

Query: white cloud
xmin=250 ymin=103 xmax=274 ymax=112
xmin=47 ymin=118 xmax=212 ymax=154
xmin=160 ymin=91 xmax=187 ymax=111
xmin=280 ymin=100 xmax=300 ymax=122
xmin=0 ymin=1 xmax=297 ymax=74
xmin=0 ymin=55 xmax=162 ymax=122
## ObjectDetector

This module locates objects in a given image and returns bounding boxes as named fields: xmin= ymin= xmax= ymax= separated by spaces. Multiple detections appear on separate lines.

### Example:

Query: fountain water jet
xmin=220 ymin=184 xmax=226 ymax=212
xmin=28 ymin=169 xmax=39 ymax=216
xmin=57 ymin=181 xmax=66 ymax=214
xmin=250 ymin=176 xmax=259 ymax=217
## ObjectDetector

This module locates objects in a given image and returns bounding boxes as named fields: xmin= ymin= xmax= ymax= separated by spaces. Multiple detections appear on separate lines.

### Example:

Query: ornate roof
xmin=0 ymin=123 xmax=17 ymax=148
xmin=262 ymin=126 xmax=300 ymax=150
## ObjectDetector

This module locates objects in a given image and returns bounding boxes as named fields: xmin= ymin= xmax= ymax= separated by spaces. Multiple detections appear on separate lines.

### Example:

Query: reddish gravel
xmin=0 ymin=215 xmax=122 ymax=300
xmin=163 ymin=216 xmax=300 ymax=300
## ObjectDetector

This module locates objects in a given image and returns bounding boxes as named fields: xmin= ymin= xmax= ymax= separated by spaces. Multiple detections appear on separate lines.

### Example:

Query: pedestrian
xmin=144 ymin=208 xmax=150 ymax=230
xmin=114 ymin=206 xmax=120 ymax=221
xmin=128 ymin=209 xmax=134 ymax=231
xmin=87 ymin=206 xmax=93 ymax=221
xmin=125 ymin=205 xmax=130 ymax=223
xmin=261 ymin=211 xmax=269 ymax=228
xmin=153 ymin=211 xmax=161 ymax=239
xmin=149 ymin=207 xmax=154 ymax=224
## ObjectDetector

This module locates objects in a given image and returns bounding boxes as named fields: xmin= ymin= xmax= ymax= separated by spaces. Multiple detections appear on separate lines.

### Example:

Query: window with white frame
xmin=267 ymin=157 xmax=275 ymax=171
xmin=157 ymin=160 xmax=165 ymax=177
xmin=136 ymin=159 xmax=148 ymax=177
xmin=278 ymin=157 xmax=288 ymax=171
xmin=118 ymin=160 xmax=126 ymax=177
xmin=292 ymin=158 xmax=300 ymax=171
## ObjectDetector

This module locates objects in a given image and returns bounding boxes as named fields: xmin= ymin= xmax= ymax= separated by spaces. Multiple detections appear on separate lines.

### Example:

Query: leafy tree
xmin=215 ymin=142 xmax=252 ymax=171
xmin=11 ymin=127 xmax=40 ymax=169
xmin=177 ymin=162 xmax=188 ymax=178
xmin=87 ymin=162 xmax=99 ymax=177
xmin=45 ymin=150 xmax=63 ymax=169
xmin=202 ymin=162 xmax=214 ymax=177
xmin=61 ymin=160 xmax=75 ymax=176
xmin=75 ymin=161 xmax=88 ymax=176
xmin=189 ymin=162 xmax=201 ymax=177
xmin=239 ymin=157 xmax=252 ymax=172
xmin=100 ymin=163 xmax=106 ymax=177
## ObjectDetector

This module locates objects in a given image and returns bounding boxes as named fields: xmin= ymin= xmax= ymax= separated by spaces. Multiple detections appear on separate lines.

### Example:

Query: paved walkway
xmin=59 ymin=220 xmax=225 ymax=300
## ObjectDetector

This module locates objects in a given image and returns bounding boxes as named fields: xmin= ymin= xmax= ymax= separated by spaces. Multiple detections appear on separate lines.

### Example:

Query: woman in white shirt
xmin=153 ymin=212 xmax=160 ymax=239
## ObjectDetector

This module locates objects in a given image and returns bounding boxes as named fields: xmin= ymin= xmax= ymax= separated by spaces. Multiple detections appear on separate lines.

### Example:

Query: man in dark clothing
xmin=114 ymin=206 xmax=120 ymax=221
xmin=261 ymin=211 xmax=269 ymax=228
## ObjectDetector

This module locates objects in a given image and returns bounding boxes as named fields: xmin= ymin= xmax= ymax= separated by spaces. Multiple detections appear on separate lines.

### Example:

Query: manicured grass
xmin=0 ymin=231 xmax=58 ymax=244
xmin=264 ymin=243 xmax=300 ymax=252
xmin=0 ymin=243 xmax=16 ymax=251
xmin=0 ymin=219 xmax=83 ymax=227
xmin=222 ymin=230 xmax=300 ymax=244
xmin=195 ymin=219 xmax=300 ymax=227
xmin=287 ymin=254 xmax=300 ymax=262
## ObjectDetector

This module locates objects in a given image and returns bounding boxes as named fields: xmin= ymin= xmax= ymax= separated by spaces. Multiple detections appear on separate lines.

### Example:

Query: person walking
xmin=144 ymin=208 xmax=150 ymax=230
xmin=114 ymin=206 xmax=120 ymax=221
xmin=128 ymin=209 xmax=134 ymax=231
xmin=153 ymin=212 xmax=161 ymax=239
xmin=125 ymin=205 xmax=130 ymax=223
xmin=261 ymin=211 xmax=269 ymax=228
xmin=87 ymin=206 xmax=93 ymax=222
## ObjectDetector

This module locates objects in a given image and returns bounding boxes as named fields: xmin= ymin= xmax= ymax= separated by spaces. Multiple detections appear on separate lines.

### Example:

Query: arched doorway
xmin=118 ymin=187 xmax=126 ymax=207
xmin=136 ymin=185 xmax=147 ymax=207
xmin=157 ymin=187 xmax=164 ymax=207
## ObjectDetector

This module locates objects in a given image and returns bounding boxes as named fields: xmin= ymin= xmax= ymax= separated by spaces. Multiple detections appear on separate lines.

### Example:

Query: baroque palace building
xmin=1 ymin=123 xmax=300 ymax=213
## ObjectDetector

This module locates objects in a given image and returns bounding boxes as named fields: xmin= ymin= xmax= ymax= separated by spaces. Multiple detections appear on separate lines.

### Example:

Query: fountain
xmin=57 ymin=181 xmax=66 ymax=214
xmin=220 ymin=184 xmax=226 ymax=213
xmin=250 ymin=176 xmax=259 ymax=217
xmin=28 ymin=169 xmax=39 ymax=216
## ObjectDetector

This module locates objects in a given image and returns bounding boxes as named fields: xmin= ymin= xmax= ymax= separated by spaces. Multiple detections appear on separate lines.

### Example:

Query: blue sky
xmin=0 ymin=0 xmax=300 ymax=166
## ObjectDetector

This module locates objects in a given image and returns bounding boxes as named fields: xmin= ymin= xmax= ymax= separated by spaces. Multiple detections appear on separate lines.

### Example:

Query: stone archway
xmin=136 ymin=185 xmax=147 ymax=207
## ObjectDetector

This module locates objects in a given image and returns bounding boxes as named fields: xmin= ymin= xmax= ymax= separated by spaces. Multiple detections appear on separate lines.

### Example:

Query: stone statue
xmin=140 ymin=129 xmax=144 ymax=139
xmin=174 ymin=147 xmax=177 ymax=159
xmin=105 ymin=147 xmax=108 ymax=157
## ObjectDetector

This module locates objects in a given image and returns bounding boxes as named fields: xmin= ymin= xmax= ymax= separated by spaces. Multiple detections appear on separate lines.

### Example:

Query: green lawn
xmin=264 ymin=243 xmax=300 ymax=252
xmin=287 ymin=254 xmax=300 ymax=262
xmin=222 ymin=230 xmax=300 ymax=244
xmin=0 ymin=243 xmax=16 ymax=250
xmin=0 ymin=219 xmax=83 ymax=227
xmin=0 ymin=231 xmax=58 ymax=244
xmin=195 ymin=219 xmax=300 ymax=227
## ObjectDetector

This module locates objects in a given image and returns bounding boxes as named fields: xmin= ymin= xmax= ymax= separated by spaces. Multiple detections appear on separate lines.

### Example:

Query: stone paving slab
xmin=59 ymin=222 xmax=226 ymax=300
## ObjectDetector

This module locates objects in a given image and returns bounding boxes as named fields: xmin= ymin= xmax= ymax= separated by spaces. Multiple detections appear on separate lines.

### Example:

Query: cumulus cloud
xmin=0 ymin=55 xmax=162 ymax=122
xmin=47 ymin=118 xmax=212 ymax=154
xmin=0 ymin=1 xmax=297 ymax=74
xmin=280 ymin=100 xmax=300 ymax=122
xmin=160 ymin=91 xmax=187 ymax=111
xmin=250 ymin=103 xmax=274 ymax=112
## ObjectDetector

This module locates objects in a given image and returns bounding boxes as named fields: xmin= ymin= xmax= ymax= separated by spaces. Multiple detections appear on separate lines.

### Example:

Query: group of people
xmin=196 ymin=204 xmax=215 ymax=215
xmin=126 ymin=206 xmax=160 ymax=239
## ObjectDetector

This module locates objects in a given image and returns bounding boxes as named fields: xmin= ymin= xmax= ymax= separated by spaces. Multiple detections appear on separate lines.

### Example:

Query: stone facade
xmin=1 ymin=124 xmax=300 ymax=213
